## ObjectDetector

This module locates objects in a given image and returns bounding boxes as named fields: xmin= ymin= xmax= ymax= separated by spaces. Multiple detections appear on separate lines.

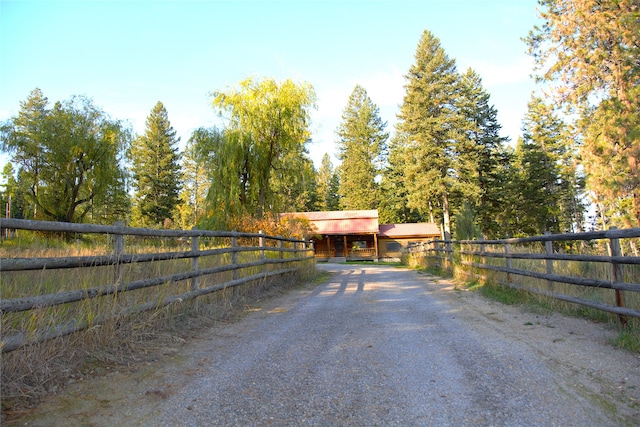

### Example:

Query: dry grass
xmin=1 ymin=232 xmax=315 ymax=414
xmin=405 ymin=239 xmax=640 ymax=353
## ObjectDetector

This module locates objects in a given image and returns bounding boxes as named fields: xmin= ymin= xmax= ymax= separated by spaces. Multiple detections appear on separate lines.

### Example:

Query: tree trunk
xmin=442 ymin=193 xmax=451 ymax=240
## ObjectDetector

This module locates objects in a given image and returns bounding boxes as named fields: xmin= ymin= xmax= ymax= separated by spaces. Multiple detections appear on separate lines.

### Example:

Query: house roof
xmin=281 ymin=210 xmax=440 ymax=237
xmin=282 ymin=210 xmax=379 ymax=235
xmin=378 ymin=223 xmax=440 ymax=238
xmin=293 ymin=210 xmax=378 ymax=221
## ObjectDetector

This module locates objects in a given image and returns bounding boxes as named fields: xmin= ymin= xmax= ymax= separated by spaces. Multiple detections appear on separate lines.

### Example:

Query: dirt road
xmin=9 ymin=264 xmax=640 ymax=426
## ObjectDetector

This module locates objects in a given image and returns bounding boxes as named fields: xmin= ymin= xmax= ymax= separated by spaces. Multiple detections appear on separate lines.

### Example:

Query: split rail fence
xmin=0 ymin=218 xmax=313 ymax=353
xmin=405 ymin=228 xmax=640 ymax=324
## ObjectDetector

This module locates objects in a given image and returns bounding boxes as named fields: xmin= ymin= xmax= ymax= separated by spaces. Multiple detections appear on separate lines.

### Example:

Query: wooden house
xmin=281 ymin=210 xmax=440 ymax=262
xmin=377 ymin=222 xmax=441 ymax=261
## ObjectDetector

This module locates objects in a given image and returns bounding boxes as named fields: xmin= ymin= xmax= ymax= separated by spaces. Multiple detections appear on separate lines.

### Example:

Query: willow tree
xmin=1 ymin=89 xmax=131 ymax=223
xmin=527 ymin=0 xmax=640 ymax=225
xmin=206 ymin=77 xmax=316 ymax=229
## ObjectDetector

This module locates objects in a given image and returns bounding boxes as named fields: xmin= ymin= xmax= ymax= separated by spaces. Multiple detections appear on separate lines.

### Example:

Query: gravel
xmin=10 ymin=264 xmax=640 ymax=426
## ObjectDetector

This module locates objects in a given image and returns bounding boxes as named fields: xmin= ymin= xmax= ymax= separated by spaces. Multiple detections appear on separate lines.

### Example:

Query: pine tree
xmin=1 ymin=162 xmax=28 ymax=220
xmin=379 ymin=132 xmax=424 ymax=224
xmin=130 ymin=101 xmax=182 ymax=227
xmin=396 ymin=30 xmax=461 ymax=239
xmin=527 ymin=0 xmax=640 ymax=225
xmin=511 ymin=96 xmax=584 ymax=236
xmin=457 ymin=68 xmax=510 ymax=238
xmin=316 ymin=153 xmax=340 ymax=211
xmin=336 ymin=85 xmax=388 ymax=210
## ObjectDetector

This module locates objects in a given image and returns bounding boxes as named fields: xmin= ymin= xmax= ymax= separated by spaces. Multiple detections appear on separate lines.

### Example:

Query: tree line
xmin=1 ymin=1 xmax=638 ymax=240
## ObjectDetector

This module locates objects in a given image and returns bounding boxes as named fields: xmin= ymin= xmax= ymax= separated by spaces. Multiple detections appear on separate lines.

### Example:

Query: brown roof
xmin=378 ymin=223 xmax=440 ymax=238
xmin=282 ymin=210 xmax=379 ymax=235
xmin=291 ymin=210 xmax=378 ymax=221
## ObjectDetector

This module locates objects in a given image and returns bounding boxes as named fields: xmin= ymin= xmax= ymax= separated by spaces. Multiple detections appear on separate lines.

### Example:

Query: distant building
xmin=281 ymin=210 xmax=440 ymax=262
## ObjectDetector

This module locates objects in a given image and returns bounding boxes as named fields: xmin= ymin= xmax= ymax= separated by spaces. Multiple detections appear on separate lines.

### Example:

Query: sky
xmin=0 ymin=0 xmax=542 ymax=169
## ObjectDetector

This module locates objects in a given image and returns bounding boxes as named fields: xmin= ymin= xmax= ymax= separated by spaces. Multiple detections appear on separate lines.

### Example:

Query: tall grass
xmin=1 ymin=232 xmax=315 ymax=414
xmin=405 ymin=238 xmax=640 ymax=353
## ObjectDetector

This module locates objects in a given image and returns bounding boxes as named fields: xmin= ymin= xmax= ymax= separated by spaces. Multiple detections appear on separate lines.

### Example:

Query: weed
xmin=608 ymin=320 xmax=640 ymax=352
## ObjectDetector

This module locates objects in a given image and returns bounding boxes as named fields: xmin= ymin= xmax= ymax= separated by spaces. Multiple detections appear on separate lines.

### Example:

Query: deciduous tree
xmin=1 ymin=89 xmax=131 ymax=223
xmin=205 ymin=77 xmax=316 ymax=229
xmin=175 ymin=127 xmax=220 ymax=229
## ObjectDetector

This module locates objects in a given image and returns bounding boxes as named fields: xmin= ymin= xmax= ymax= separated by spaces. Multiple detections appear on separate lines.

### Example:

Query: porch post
xmin=343 ymin=235 xmax=348 ymax=258
xmin=373 ymin=233 xmax=379 ymax=260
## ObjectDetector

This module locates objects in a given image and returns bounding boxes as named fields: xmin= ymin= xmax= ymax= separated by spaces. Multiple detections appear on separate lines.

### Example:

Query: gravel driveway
xmin=11 ymin=264 xmax=640 ymax=426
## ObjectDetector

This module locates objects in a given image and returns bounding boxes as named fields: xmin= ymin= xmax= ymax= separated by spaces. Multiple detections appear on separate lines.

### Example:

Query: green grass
xmin=609 ymin=321 xmax=640 ymax=352
xmin=342 ymin=260 xmax=404 ymax=267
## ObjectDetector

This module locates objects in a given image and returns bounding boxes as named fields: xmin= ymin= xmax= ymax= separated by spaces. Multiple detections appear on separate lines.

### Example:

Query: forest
xmin=1 ymin=0 xmax=638 ymax=240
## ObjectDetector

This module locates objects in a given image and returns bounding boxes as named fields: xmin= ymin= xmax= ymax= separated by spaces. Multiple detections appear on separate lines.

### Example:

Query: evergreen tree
xmin=130 ymin=101 xmax=182 ymax=227
xmin=527 ymin=0 xmax=640 ymax=225
xmin=336 ymin=85 xmax=388 ymax=210
xmin=511 ymin=96 xmax=584 ymax=236
xmin=457 ymin=68 xmax=510 ymax=238
xmin=316 ymin=153 xmax=340 ymax=210
xmin=379 ymin=132 xmax=424 ymax=224
xmin=396 ymin=30 xmax=461 ymax=239
xmin=1 ymin=163 xmax=28 ymax=220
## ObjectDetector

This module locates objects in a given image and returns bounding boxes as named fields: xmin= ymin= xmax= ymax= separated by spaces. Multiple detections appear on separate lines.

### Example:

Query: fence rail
xmin=404 ymin=228 xmax=640 ymax=324
xmin=0 ymin=218 xmax=313 ymax=353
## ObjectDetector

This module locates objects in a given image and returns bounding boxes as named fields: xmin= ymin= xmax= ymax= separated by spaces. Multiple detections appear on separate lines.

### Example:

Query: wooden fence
xmin=404 ymin=228 xmax=640 ymax=323
xmin=0 ymin=218 xmax=313 ymax=353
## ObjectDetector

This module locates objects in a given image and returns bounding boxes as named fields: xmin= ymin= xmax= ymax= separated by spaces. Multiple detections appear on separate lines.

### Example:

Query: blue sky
xmin=1 ymin=0 xmax=541 ymax=168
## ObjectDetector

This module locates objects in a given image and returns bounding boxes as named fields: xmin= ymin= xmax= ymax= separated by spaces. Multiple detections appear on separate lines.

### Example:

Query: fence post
xmin=293 ymin=241 xmax=298 ymax=259
xmin=278 ymin=237 xmax=284 ymax=260
xmin=231 ymin=231 xmax=239 ymax=280
xmin=113 ymin=221 xmax=124 ymax=288
xmin=608 ymin=227 xmax=627 ymax=326
xmin=479 ymin=242 xmax=486 ymax=282
xmin=232 ymin=231 xmax=239 ymax=296
xmin=259 ymin=230 xmax=265 ymax=261
xmin=191 ymin=227 xmax=199 ymax=292
xmin=505 ymin=243 xmax=512 ymax=285
xmin=544 ymin=231 xmax=554 ymax=291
